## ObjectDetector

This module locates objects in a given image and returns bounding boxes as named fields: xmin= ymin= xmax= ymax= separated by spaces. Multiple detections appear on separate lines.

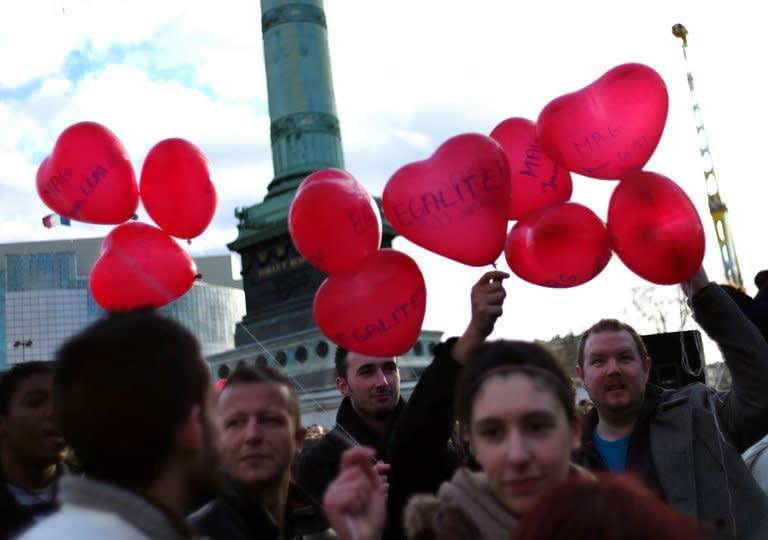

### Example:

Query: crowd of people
xmin=1 ymin=265 xmax=767 ymax=539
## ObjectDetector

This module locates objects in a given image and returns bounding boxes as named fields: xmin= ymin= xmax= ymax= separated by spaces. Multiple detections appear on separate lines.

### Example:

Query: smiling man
xmin=298 ymin=271 xmax=510 ymax=540
xmin=575 ymin=267 xmax=768 ymax=540
xmin=191 ymin=365 xmax=329 ymax=540
xmin=0 ymin=361 xmax=66 ymax=539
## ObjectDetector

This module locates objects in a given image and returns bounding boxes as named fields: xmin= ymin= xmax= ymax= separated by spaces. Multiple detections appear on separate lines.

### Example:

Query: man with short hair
xmin=0 ymin=361 xmax=66 ymax=538
xmin=19 ymin=308 xmax=221 ymax=540
xmin=574 ymin=267 xmax=768 ymax=539
xmin=192 ymin=365 xmax=329 ymax=539
xmin=298 ymin=271 xmax=509 ymax=539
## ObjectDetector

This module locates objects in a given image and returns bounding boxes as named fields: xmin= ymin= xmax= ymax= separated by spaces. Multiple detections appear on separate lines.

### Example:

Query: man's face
xmin=0 ymin=373 xmax=65 ymax=467
xmin=337 ymin=354 xmax=400 ymax=422
xmin=576 ymin=330 xmax=651 ymax=419
xmin=218 ymin=382 xmax=305 ymax=491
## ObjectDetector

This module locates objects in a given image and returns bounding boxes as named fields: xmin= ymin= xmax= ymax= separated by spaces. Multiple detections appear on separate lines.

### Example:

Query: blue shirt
xmin=593 ymin=426 xmax=630 ymax=472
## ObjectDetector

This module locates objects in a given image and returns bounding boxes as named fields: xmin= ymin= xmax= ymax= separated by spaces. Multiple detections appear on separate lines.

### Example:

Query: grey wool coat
xmin=576 ymin=284 xmax=768 ymax=540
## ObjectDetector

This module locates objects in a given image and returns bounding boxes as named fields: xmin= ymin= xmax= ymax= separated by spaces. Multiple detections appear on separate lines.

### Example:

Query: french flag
xmin=42 ymin=214 xmax=71 ymax=228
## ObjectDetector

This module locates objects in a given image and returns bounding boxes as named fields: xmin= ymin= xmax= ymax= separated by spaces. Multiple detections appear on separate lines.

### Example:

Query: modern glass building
xmin=0 ymin=237 xmax=245 ymax=369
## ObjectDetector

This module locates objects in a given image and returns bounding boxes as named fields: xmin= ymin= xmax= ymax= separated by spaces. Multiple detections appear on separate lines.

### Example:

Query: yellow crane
xmin=672 ymin=23 xmax=743 ymax=289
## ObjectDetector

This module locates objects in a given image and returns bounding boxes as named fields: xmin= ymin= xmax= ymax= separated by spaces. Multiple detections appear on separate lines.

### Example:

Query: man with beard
xmin=0 ymin=362 xmax=67 ymax=539
xmin=298 ymin=271 xmax=509 ymax=539
xmin=191 ymin=365 xmax=329 ymax=539
xmin=574 ymin=267 xmax=768 ymax=540
xmin=19 ymin=309 xmax=221 ymax=540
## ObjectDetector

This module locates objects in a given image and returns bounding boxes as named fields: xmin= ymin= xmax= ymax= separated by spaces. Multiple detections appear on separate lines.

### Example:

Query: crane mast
xmin=672 ymin=23 xmax=743 ymax=289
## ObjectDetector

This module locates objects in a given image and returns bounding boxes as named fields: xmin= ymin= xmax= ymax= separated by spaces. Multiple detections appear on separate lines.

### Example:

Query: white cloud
xmin=0 ymin=0 xmax=766 ymax=358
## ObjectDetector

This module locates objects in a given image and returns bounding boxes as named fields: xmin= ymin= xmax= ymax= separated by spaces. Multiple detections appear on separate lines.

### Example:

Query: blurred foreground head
xmin=513 ymin=473 xmax=710 ymax=540
xmin=54 ymin=308 xmax=219 ymax=495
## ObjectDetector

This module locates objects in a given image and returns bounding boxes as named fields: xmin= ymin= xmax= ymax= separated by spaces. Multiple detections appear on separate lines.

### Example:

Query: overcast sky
xmin=1 ymin=1 xmax=764 ymax=362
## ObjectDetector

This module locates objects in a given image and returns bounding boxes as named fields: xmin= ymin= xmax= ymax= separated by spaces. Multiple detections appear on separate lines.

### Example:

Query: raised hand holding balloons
xmin=537 ymin=63 xmax=669 ymax=180
xmin=289 ymin=168 xmax=382 ymax=274
xmin=313 ymin=249 xmax=426 ymax=356
xmin=140 ymin=138 xmax=217 ymax=240
xmin=383 ymin=133 xmax=510 ymax=266
xmin=89 ymin=222 xmax=198 ymax=310
xmin=505 ymin=202 xmax=612 ymax=287
xmin=36 ymin=121 xmax=139 ymax=224
xmin=490 ymin=117 xmax=573 ymax=220
xmin=607 ymin=170 xmax=705 ymax=284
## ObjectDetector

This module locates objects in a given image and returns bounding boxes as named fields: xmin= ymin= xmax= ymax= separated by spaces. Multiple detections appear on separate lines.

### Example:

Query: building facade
xmin=0 ymin=237 xmax=245 ymax=369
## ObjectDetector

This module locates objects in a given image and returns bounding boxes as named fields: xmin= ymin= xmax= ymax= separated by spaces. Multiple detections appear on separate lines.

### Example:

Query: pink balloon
xmin=36 ymin=121 xmax=139 ymax=224
xmin=490 ymin=117 xmax=573 ymax=220
xmin=289 ymin=168 xmax=382 ymax=274
xmin=505 ymin=202 xmax=612 ymax=288
xmin=313 ymin=249 xmax=426 ymax=356
xmin=383 ymin=133 xmax=510 ymax=266
xmin=608 ymin=170 xmax=705 ymax=285
xmin=89 ymin=222 xmax=198 ymax=310
xmin=537 ymin=63 xmax=669 ymax=180
xmin=140 ymin=138 xmax=217 ymax=240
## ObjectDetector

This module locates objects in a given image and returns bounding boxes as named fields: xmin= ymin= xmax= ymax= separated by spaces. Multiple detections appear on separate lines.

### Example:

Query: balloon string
xmin=231 ymin=320 xmax=340 ymax=426
xmin=344 ymin=515 xmax=360 ymax=540
xmin=104 ymin=243 xmax=340 ymax=449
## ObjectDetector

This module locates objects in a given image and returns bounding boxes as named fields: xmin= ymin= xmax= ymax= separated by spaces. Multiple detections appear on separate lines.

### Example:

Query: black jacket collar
xmin=334 ymin=396 xmax=405 ymax=457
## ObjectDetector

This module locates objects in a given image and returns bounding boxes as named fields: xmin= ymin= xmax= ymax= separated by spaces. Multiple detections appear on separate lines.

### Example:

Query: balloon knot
xmin=187 ymin=239 xmax=192 ymax=245
xmin=194 ymin=273 xmax=203 ymax=280
xmin=130 ymin=214 xmax=138 ymax=221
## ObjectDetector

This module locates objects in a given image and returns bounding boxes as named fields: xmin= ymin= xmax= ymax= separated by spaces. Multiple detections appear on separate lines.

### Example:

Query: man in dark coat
xmin=0 ymin=362 xmax=66 ymax=540
xmin=297 ymin=271 xmax=509 ymax=539
xmin=574 ymin=267 xmax=768 ymax=540
xmin=192 ymin=365 xmax=331 ymax=540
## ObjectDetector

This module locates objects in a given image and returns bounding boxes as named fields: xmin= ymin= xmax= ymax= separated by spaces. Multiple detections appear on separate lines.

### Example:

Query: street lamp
xmin=13 ymin=340 xmax=33 ymax=362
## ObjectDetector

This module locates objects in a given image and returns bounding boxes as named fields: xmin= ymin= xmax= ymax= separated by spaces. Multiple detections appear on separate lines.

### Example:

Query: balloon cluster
xmin=381 ymin=62 xmax=705 ymax=287
xmin=36 ymin=121 xmax=218 ymax=310
xmin=289 ymin=168 xmax=427 ymax=356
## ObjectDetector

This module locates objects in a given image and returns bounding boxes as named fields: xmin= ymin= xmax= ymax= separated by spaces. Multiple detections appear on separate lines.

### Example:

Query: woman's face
xmin=468 ymin=373 xmax=580 ymax=515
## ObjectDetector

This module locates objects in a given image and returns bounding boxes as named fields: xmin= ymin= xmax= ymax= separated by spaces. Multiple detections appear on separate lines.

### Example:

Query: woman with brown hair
xmin=402 ymin=339 xmax=586 ymax=540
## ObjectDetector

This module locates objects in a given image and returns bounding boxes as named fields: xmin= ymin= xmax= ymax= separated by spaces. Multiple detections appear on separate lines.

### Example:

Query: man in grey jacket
xmin=574 ymin=267 xmax=768 ymax=539
xmin=19 ymin=309 xmax=221 ymax=540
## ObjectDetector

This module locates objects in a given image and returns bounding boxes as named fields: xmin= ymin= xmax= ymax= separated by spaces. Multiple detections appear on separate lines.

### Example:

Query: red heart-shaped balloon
xmin=140 ymin=138 xmax=217 ymax=240
xmin=313 ymin=249 xmax=426 ymax=356
xmin=383 ymin=133 xmax=510 ymax=266
xmin=537 ymin=63 xmax=668 ymax=180
xmin=36 ymin=121 xmax=139 ymax=224
xmin=608 ymin=170 xmax=705 ymax=285
xmin=505 ymin=202 xmax=612 ymax=288
xmin=490 ymin=117 xmax=573 ymax=220
xmin=289 ymin=168 xmax=382 ymax=274
xmin=89 ymin=222 xmax=198 ymax=310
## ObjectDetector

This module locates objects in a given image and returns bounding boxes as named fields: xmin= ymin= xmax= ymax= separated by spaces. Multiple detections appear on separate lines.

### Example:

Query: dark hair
xmin=223 ymin=365 xmax=301 ymax=428
xmin=576 ymin=319 xmax=649 ymax=369
xmin=755 ymin=270 xmax=768 ymax=291
xmin=54 ymin=308 xmax=209 ymax=488
xmin=0 ymin=361 xmax=54 ymax=416
xmin=334 ymin=346 xmax=349 ymax=379
xmin=455 ymin=340 xmax=576 ymax=426
xmin=513 ymin=473 xmax=710 ymax=540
